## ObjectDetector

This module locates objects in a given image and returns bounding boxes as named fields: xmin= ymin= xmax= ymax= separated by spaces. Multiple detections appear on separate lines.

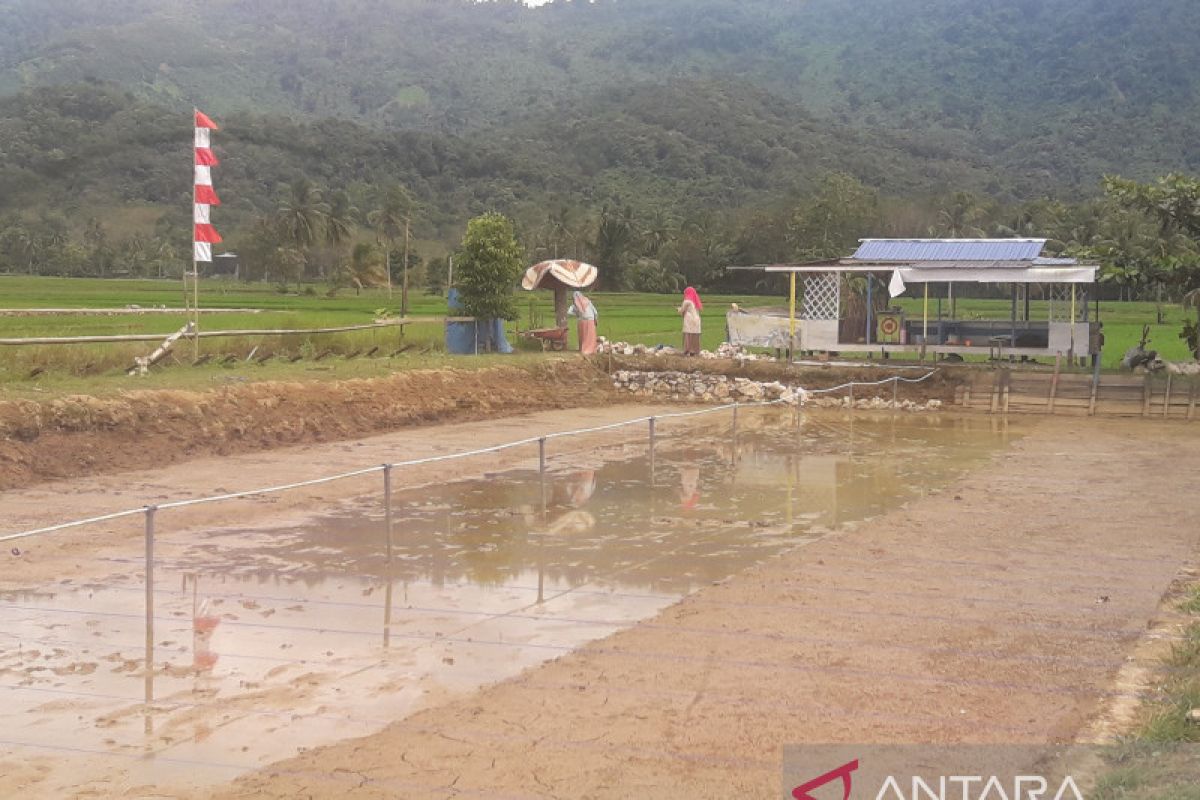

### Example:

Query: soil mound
xmin=0 ymin=361 xmax=613 ymax=490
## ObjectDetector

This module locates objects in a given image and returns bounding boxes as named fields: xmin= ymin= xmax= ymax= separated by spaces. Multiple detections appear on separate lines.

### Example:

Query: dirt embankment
xmin=0 ymin=356 xmax=967 ymax=492
xmin=0 ymin=361 xmax=615 ymax=491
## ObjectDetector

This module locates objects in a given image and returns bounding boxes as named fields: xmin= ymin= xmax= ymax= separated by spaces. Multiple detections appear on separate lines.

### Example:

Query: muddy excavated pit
xmin=1 ymin=360 xmax=1198 ymax=799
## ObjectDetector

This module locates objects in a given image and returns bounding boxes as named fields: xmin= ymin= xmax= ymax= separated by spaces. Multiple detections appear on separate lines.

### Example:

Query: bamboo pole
xmin=402 ymin=217 xmax=410 ymax=318
xmin=0 ymin=319 xmax=427 ymax=346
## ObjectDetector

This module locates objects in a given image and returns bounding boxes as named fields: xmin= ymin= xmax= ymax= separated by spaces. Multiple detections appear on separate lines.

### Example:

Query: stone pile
xmin=610 ymin=369 xmax=946 ymax=412
xmin=596 ymin=338 xmax=770 ymax=361
xmin=1166 ymin=361 xmax=1200 ymax=375
xmin=806 ymin=396 xmax=944 ymax=411
xmin=612 ymin=370 xmax=798 ymax=405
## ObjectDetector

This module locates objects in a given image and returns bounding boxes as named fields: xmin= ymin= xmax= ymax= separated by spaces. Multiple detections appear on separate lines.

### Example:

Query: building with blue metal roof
xmin=726 ymin=238 xmax=1101 ymax=364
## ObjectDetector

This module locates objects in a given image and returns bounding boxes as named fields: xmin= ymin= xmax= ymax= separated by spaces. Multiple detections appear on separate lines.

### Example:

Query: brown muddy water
xmin=0 ymin=411 xmax=1017 ymax=795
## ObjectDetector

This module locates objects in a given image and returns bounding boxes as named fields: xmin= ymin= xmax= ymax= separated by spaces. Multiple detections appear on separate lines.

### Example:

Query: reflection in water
xmin=0 ymin=411 xmax=1016 ymax=795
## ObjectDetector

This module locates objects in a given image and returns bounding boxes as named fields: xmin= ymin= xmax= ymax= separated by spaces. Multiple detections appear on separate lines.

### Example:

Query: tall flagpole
xmin=191 ymin=107 xmax=199 ymax=361
xmin=192 ymin=109 xmax=222 ymax=363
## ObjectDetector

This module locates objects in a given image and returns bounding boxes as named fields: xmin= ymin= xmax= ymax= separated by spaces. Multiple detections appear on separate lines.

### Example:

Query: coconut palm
xmin=367 ymin=185 xmax=414 ymax=307
xmin=338 ymin=242 xmax=385 ymax=295
xmin=936 ymin=192 xmax=986 ymax=238
xmin=275 ymin=178 xmax=330 ymax=276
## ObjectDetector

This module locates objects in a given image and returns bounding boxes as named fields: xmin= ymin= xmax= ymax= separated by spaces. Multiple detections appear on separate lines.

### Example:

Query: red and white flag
xmin=193 ymin=110 xmax=221 ymax=263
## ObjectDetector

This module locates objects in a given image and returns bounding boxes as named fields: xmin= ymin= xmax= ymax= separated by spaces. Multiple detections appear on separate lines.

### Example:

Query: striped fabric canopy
xmin=521 ymin=260 xmax=599 ymax=291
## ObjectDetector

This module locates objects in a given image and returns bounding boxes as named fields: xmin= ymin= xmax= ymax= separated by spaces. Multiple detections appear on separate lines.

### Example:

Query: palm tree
xmin=367 ymin=185 xmax=414 ymax=308
xmin=546 ymin=205 xmax=574 ymax=259
xmin=593 ymin=206 xmax=634 ymax=291
xmin=640 ymin=209 xmax=675 ymax=258
xmin=339 ymin=242 xmax=384 ymax=295
xmin=275 ymin=178 xmax=329 ymax=278
xmin=325 ymin=191 xmax=358 ymax=248
xmin=936 ymin=192 xmax=986 ymax=238
xmin=4 ymin=225 xmax=37 ymax=275
xmin=323 ymin=190 xmax=358 ymax=281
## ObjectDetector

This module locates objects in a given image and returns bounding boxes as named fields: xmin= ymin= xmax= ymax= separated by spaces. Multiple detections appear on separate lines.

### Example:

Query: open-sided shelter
xmin=728 ymin=239 xmax=1100 ymax=361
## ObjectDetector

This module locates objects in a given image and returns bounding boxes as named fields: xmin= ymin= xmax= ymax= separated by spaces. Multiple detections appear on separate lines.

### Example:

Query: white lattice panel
xmin=802 ymin=274 xmax=840 ymax=321
xmin=1047 ymin=284 xmax=1077 ymax=322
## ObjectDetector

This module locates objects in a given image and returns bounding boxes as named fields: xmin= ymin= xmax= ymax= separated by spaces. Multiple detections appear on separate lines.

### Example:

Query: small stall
xmin=519 ymin=260 xmax=599 ymax=351
xmin=729 ymin=239 xmax=1101 ymax=362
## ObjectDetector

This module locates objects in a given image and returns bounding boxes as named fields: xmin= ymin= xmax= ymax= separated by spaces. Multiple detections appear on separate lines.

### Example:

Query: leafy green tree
xmin=424 ymin=255 xmax=449 ymax=296
xmin=789 ymin=173 xmax=880 ymax=260
xmin=456 ymin=212 xmax=523 ymax=321
xmin=1105 ymin=175 xmax=1200 ymax=304
xmin=1105 ymin=174 xmax=1200 ymax=240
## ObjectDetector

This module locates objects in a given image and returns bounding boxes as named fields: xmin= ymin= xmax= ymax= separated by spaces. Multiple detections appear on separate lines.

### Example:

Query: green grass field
xmin=0 ymin=276 xmax=1196 ymax=394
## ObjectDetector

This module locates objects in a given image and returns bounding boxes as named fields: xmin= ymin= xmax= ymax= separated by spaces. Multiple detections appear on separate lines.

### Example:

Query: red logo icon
xmin=792 ymin=759 xmax=860 ymax=800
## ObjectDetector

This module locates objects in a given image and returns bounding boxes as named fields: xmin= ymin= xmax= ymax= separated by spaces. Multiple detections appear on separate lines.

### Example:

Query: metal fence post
xmin=143 ymin=505 xmax=156 ymax=727
xmin=383 ymin=464 xmax=393 ymax=563
xmin=538 ymin=436 xmax=548 ymax=513
xmin=648 ymin=417 xmax=657 ymax=485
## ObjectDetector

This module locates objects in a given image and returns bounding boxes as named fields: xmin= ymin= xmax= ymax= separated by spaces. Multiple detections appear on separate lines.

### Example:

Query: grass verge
xmin=1087 ymin=583 xmax=1200 ymax=799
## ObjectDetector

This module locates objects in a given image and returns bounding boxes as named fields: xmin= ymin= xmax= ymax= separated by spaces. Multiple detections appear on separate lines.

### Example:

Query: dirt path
xmin=180 ymin=415 xmax=1199 ymax=800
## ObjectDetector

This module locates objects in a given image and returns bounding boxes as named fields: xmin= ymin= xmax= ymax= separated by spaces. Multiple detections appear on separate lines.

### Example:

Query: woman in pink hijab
xmin=677 ymin=286 xmax=703 ymax=356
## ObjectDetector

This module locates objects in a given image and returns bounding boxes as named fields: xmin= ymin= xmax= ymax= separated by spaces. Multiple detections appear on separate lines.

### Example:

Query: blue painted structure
xmin=444 ymin=289 xmax=514 ymax=355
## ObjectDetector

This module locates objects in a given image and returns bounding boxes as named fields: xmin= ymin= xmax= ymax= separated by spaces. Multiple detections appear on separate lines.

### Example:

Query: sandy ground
xmin=184 ymin=415 xmax=1197 ymax=800
xmin=3 ymin=410 xmax=1198 ymax=799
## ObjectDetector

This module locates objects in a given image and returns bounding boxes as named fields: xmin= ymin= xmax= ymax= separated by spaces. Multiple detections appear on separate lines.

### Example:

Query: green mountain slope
xmin=1 ymin=0 xmax=1198 ymax=255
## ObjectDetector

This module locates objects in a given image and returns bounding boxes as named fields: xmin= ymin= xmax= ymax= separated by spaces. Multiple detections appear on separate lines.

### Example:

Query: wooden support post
xmin=1002 ymin=369 xmax=1011 ymax=415
xmin=1143 ymin=373 xmax=1152 ymax=417
xmin=553 ymin=287 xmax=569 ymax=331
xmin=1048 ymin=353 xmax=1061 ymax=414
xmin=788 ymin=272 xmax=797 ymax=357
xmin=922 ymin=282 xmax=929 ymax=355
xmin=1164 ymin=373 xmax=1173 ymax=419
xmin=1088 ymin=361 xmax=1100 ymax=417
xmin=990 ymin=370 xmax=1001 ymax=415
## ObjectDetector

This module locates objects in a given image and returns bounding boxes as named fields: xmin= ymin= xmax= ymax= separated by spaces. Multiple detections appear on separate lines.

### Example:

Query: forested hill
xmin=0 ymin=0 xmax=1198 ymax=261
xmin=2 ymin=0 xmax=1198 ymax=195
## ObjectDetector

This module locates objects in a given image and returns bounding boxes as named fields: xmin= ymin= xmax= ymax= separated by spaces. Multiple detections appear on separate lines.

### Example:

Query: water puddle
xmin=0 ymin=411 xmax=1016 ymax=794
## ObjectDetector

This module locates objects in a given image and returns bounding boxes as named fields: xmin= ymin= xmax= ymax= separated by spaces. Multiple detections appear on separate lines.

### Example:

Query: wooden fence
xmin=956 ymin=368 xmax=1199 ymax=420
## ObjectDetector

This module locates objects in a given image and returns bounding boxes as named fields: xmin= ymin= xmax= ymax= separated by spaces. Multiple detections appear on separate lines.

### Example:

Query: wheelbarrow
xmin=521 ymin=326 xmax=570 ymax=351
